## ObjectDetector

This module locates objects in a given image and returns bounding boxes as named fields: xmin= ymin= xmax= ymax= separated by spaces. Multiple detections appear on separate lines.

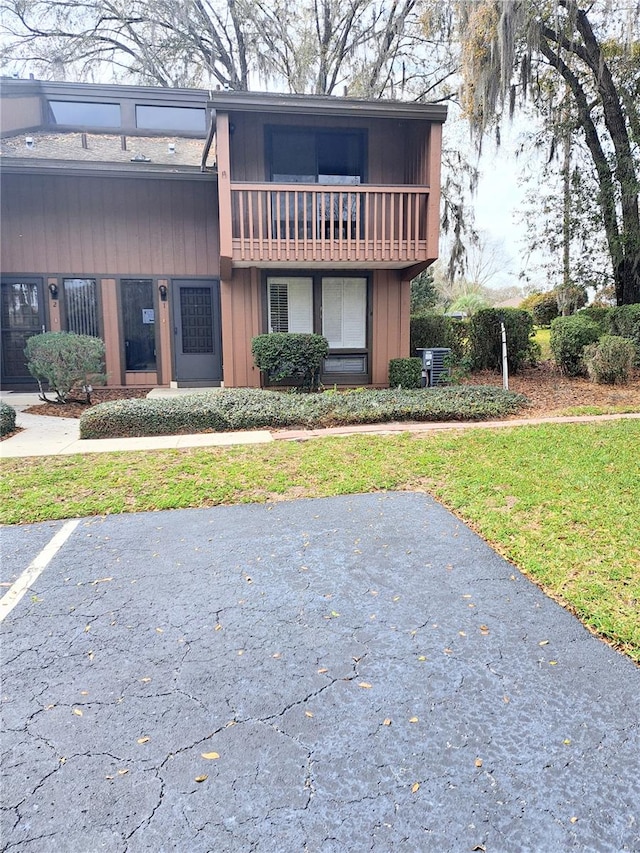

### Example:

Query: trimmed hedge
xmin=0 ymin=402 xmax=16 ymax=436
xmin=410 ymin=313 xmax=465 ymax=360
xmin=467 ymin=308 xmax=537 ymax=373
xmin=80 ymin=386 xmax=529 ymax=439
xmin=609 ymin=304 xmax=640 ymax=365
xmin=389 ymin=358 xmax=422 ymax=388
xmin=550 ymin=315 xmax=601 ymax=376
xmin=584 ymin=335 xmax=636 ymax=385
xmin=251 ymin=333 xmax=329 ymax=390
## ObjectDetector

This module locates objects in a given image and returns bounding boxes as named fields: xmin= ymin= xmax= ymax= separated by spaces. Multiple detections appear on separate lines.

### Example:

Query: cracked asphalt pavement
xmin=1 ymin=492 xmax=639 ymax=852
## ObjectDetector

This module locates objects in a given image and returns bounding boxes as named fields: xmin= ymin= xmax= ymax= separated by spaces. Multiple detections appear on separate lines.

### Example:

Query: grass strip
xmin=1 ymin=420 xmax=638 ymax=659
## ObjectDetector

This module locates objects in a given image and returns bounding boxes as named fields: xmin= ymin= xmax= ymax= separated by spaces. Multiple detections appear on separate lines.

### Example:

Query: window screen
xmin=321 ymin=277 xmax=366 ymax=348
xmin=267 ymin=278 xmax=313 ymax=333
xmin=63 ymin=279 xmax=99 ymax=337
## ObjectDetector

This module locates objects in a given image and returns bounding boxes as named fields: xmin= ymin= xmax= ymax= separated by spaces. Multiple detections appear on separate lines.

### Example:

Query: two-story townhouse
xmin=0 ymin=78 xmax=446 ymax=390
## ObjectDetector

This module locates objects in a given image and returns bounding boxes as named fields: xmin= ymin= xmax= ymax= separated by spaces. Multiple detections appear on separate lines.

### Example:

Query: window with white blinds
xmin=267 ymin=277 xmax=313 ymax=333
xmin=321 ymin=277 xmax=366 ymax=348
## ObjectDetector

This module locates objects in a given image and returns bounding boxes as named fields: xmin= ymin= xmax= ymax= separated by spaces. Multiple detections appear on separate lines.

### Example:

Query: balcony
xmin=228 ymin=183 xmax=433 ymax=268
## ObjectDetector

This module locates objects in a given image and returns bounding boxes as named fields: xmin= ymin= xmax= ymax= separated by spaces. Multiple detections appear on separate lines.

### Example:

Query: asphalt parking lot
xmin=1 ymin=492 xmax=639 ymax=852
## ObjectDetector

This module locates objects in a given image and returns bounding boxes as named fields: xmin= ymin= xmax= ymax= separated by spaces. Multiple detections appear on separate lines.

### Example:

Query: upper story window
xmin=135 ymin=105 xmax=206 ymax=132
xmin=49 ymin=101 xmax=121 ymax=127
xmin=268 ymin=127 xmax=366 ymax=184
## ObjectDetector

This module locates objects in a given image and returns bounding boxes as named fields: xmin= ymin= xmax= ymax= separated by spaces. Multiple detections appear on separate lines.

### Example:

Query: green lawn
xmin=534 ymin=325 xmax=552 ymax=360
xmin=2 ymin=420 xmax=638 ymax=659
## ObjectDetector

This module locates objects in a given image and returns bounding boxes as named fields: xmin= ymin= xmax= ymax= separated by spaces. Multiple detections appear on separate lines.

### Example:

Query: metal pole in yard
xmin=501 ymin=322 xmax=509 ymax=390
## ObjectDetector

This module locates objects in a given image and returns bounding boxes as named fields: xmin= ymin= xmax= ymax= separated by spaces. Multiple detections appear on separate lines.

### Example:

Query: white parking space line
xmin=0 ymin=519 xmax=81 ymax=624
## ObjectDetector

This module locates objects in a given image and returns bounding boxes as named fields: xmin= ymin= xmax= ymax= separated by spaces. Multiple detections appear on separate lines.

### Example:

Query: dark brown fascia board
xmin=207 ymin=91 xmax=448 ymax=122
xmin=0 ymin=159 xmax=216 ymax=181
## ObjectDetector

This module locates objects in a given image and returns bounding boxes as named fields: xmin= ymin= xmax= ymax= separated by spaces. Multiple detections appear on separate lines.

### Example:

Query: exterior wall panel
xmin=0 ymin=173 xmax=219 ymax=277
xmin=220 ymin=268 xmax=261 ymax=388
xmin=0 ymin=96 xmax=42 ymax=134
xmin=371 ymin=270 xmax=410 ymax=385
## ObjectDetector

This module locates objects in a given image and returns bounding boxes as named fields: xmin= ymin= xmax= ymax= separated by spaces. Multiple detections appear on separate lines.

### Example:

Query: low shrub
xmin=584 ymin=335 xmax=636 ymax=385
xmin=410 ymin=313 xmax=466 ymax=360
xmin=0 ymin=402 xmax=16 ymax=436
xmin=251 ymin=333 xmax=329 ymax=391
xmin=467 ymin=308 xmax=537 ymax=373
xmin=389 ymin=358 xmax=422 ymax=388
xmin=80 ymin=386 xmax=529 ymax=439
xmin=608 ymin=305 xmax=640 ymax=365
xmin=25 ymin=332 xmax=106 ymax=403
xmin=550 ymin=315 xmax=601 ymax=376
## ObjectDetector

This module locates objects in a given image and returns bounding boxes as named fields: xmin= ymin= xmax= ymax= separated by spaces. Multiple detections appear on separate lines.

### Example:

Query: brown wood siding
xmin=229 ymin=112 xmax=410 ymax=185
xmin=125 ymin=371 xmax=157 ymax=386
xmin=371 ymin=270 xmax=410 ymax=385
xmin=157 ymin=278 xmax=172 ymax=385
xmin=220 ymin=268 xmax=261 ymax=388
xmin=100 ymin=278 xmax=122 ymax=385
xmin=48 ymin=277 xmax=62 ymax=331
xmin=0 ymin=173 xmax=219 ymax=277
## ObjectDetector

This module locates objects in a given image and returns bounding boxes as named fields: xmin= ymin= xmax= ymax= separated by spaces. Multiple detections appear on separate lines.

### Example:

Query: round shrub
xmin=550 ymin=315 xmax=601 ymax=376
xmin=467 ymin=308 xmax=536 ymax=373
xmin=389 ymin=358 xmax=422 ymax=388
xmin=0 ymin=402 xmax=16 ymax=436
xmin=584 ymin=335 xmax=635 ymax=385
xmin=578 ymin=306 xmax=611 ymax=333
xmin=608 ymin=304 xmax=640 ymax=366
xmin=521 ymin=292 xmax=559 ymax=326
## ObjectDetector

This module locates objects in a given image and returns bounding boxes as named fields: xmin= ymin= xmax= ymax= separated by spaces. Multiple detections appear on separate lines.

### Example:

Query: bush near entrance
xmin=251 ymin=333 xmax=329 ymax=391
xmin=25 ymin=331 xmax=106 ymax=403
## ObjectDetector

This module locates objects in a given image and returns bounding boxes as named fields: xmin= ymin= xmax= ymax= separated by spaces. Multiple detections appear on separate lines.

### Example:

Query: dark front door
xmin=172 ymin=280 xmax=222 ymax=385
xmin=1 ymin=278 xmax=45 ymax=387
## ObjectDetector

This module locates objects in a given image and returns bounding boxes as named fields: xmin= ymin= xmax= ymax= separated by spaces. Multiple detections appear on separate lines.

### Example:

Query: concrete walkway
xmin=2 ymin=391 xmax=639 ymax=458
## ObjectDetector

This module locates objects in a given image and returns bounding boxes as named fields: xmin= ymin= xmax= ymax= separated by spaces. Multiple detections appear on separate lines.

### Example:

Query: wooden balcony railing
xmin=229 ymin=183 xmax=432 ymax=265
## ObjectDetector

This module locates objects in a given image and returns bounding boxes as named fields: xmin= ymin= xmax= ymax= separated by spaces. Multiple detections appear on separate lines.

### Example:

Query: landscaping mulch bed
xmin=464 ymin=362 xmax=640 ymax=418
xmin=21 ymin=363 xmax=640 ymax=422
xmin=24 ymin=387 xmax=151 ymax=418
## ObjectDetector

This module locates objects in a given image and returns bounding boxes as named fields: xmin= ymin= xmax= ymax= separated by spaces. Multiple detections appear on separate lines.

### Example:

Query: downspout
xmin=201 ymin=107 xmax=216 ymax=172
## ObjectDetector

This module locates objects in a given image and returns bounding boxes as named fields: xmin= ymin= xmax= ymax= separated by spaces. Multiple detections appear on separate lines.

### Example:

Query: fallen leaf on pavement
xmin=358 ymin=682 xmax=373 ymax=689
xmin=201 ymin=752 xmax=220 ymax=760
xmin=137 ymin=737 xmax=150 ymax=744
xmin=411 ymin=782 xmax=420 ymax=793
xmin=475 ymin=758 xmax=483 ymax=768
xmin=195 ymin=775 xmax=208 ymax=783
xmin=72 ymin=708 xmax=83 ymax=717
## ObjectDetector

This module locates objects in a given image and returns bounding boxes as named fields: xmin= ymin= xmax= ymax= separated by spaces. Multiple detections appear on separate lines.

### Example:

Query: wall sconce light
xmin=48 ymin=282 xmax=59 ymax=299
xmin=159 ymin=284 xmax=168 ymax=302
